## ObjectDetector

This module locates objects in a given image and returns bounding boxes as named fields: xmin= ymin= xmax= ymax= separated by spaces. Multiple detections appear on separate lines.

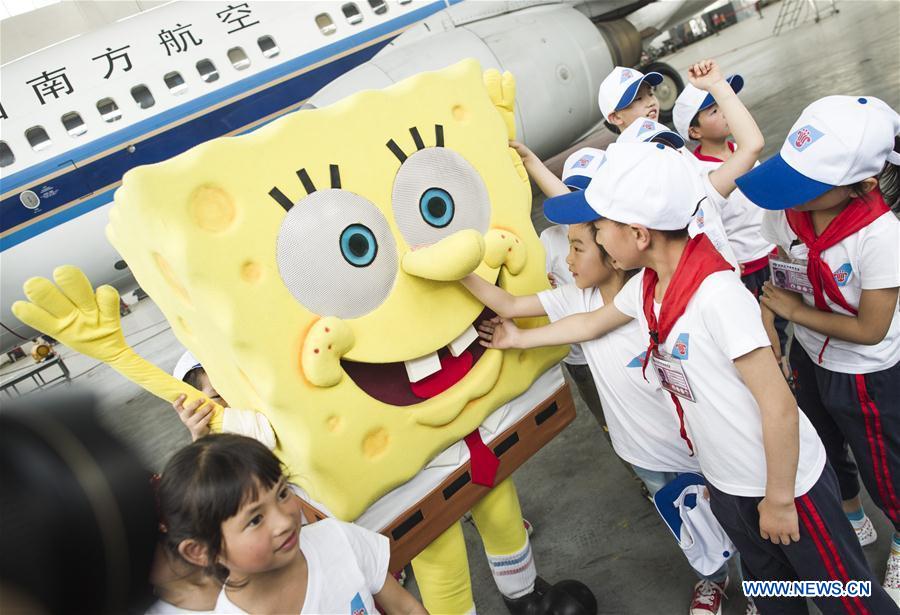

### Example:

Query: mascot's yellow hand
xmin=484 ymin=69 xmax=516 ymax=141
xmin=13 ymin=265 xmax=128 ymax=363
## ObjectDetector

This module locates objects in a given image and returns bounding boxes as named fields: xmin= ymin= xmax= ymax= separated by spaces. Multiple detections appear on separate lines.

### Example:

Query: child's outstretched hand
xmin=173 ymin=394 xmax=214 ymax=441
xmin=509 ymin=140 xmax=537 ymax=166
xmin=478 ymin=316 xmax=521 ymax=349
xmin=688 ymin=59 xmax=725 ymax=91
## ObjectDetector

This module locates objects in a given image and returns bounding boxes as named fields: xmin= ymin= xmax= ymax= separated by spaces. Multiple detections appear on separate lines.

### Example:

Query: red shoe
xmin=690 ymin=578 xmax=727 ymax=615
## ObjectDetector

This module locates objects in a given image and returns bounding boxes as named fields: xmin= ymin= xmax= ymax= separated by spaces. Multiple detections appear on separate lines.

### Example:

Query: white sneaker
xmin=690 ymin=578 xmax=727 ymax=615
xmin=853 ymin=515 xmax=878 ymax=547
xmin=885 ymin=550 xmax=900 ymax=607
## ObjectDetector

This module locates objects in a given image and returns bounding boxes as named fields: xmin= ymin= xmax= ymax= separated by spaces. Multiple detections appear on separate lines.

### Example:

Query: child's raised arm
xmin=734 ymin=346 xmax=801 ymax=546
xmin=509 ymin=141 xmax=569 ymax=198
xmin=689 ymin=59 xmax=764 ymax=198
xmin=478 ymin=302 xmax=633 ymax=349
xmin=461 ymin=272 xmax=546 ymax=318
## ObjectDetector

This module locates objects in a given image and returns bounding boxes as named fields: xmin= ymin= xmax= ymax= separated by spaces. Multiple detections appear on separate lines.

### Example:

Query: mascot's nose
xmin=401 ymin=229 xmax=485 ymax=281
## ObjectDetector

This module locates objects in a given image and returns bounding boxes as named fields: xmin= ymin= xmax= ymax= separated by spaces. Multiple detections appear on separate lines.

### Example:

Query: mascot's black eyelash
xmin=386 ymin=124 xmax=445 ymax=164
xmin=268 ymin=164 xmax=342 ymax=212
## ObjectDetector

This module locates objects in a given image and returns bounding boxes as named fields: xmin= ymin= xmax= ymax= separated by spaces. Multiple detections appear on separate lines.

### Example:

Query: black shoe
xmin=502 ymin=577 xmax=597 ymax=615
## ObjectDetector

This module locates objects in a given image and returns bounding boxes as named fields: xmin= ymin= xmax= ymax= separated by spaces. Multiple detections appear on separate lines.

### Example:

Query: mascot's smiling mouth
xmin=341 ymin=307 xmax=496 ymax=406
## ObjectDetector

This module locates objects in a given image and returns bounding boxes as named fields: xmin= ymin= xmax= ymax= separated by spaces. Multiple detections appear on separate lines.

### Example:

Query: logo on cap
xmin=833 ymin=263 xmax=853 ymax=286
xmin=620 ymin=68 xmax=634 ymax=83
xmin=571 ymin=155 xmax=594 ymax=169
xmin=672 ymin=333 xmax=690 ymax=360
xmin=788 ymin=125 xmax=825 ymax=152
xmin=637 ymin=120 xmax=656 ymax=136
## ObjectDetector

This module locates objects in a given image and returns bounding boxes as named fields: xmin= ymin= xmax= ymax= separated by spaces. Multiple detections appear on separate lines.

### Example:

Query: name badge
xmin=769 ymin=256 xmax=813 ymax=295
xmin=650 ymin=349 xmax=695 ymax=402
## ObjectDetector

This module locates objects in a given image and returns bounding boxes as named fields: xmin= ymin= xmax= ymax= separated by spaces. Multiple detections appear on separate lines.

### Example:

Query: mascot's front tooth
xmin=405 ymin=351 xmax=442 ymax=383
xmin=448 ymin=325 xmax=478 ymax=357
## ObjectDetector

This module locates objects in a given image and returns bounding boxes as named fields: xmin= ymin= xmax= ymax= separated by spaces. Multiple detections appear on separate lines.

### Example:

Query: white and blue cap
xmin=736 ymin=95 xmax=900 ymax=210
xmin=653 ymin=473 xmax=737 ymax=577
xmin=560 ymin=147 xmax=607 ymax=190
xmin=617 ymin=117 xmax=686 ymax=150
xmin=597 ymin=66 xmax=663 ymax=121
xmin=173 ymin=350 xmax=202 ymax=382
xmin=544 ymin=142 xmax=704 ymax=229
xmin=672 ymin=75 xmax=744 ymax=142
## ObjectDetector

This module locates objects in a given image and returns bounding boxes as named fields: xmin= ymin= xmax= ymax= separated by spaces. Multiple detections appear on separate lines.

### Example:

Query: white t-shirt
xmin=761 ymin=209 xmax=900 ymax=373
xmin=538 ymin=283 xmax=700 ymax=472
xmin=691 ymin=148 xmax=775 ymax=265
xmin=683 ymin=159 xmax=739 ymax=271
xmin=539 ymin=225 xmax=586 ymax=365
xmin=215 ymin=519 xmax=389 ymax=614
xmin=614 ymin=269 xmax=826 ymax=497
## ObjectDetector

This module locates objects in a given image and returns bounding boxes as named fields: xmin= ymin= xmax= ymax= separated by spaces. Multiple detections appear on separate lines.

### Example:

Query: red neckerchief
xmin=785 ymin=189 xmax=890 ymax=363
xmin=692 ymin=141 xmax=736 ymax=163
xmin=640 ymin=234 xmax=734 ymax=454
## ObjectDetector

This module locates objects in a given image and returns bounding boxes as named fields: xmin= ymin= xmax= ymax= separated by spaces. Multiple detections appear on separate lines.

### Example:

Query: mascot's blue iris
xmin=339 ymin=224 xmax=377 ymax=267
xmin=419 ymin=188 xmax=454 ymax=228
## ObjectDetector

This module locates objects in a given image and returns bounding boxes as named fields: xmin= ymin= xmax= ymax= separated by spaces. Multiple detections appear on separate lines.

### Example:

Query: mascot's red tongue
xmin=410 ymin=351 xmax=474 ymax=399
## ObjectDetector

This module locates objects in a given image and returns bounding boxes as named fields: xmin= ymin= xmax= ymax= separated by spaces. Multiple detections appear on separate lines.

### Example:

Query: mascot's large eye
xmin=276 ymin=190 xmax=397 ymax=319
xmin=391 ymin=148 xmax=489 ymax=247
xmin=340 ymin=224 xmax=378 ymax=267
xmin=420 ymin=188 xmax=454 ymax=228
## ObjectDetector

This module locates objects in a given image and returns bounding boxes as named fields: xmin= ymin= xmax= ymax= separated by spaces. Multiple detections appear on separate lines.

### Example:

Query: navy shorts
xmin=708 ymin=464 xmax=898 ymax=614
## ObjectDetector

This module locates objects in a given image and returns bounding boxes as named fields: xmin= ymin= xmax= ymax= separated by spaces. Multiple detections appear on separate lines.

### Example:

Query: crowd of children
xmin=149 ymin=58 xmax=900 ymax=615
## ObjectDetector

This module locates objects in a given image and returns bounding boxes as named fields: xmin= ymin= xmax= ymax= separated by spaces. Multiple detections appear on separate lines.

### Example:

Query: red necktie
xmin=464 ymin=430 xmax=500 ymax=487
xmin=640 ymin=234 xmax=733 ymax=454
xmin=785 ymin=190 xmax=889 ymax=363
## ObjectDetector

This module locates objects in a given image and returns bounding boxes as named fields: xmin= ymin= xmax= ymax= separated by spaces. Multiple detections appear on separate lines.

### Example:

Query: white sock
xmin=486 ymin=538 xmax=536 ymax=599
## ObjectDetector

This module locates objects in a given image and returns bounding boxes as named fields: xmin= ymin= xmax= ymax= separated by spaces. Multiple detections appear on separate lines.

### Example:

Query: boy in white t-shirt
xmin=462 ymin=203 xmax=732 ymax=615
xmin=477 ymin=142 xmax=897 ymax=614
xmin=737 ymin=95 xmax=900 ymax=603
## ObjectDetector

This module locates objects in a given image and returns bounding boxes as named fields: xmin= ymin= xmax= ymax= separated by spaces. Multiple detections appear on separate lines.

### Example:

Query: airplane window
xmin=258 ymin=35 xmax=280 ymax=58
xmin=97 ymin=98 xmax=123 ymax=123
xmin=342 ymin=3 xmax=363 ymax=25
xmin=61 ymin=112 xmax=87 ymax=137
xmin=368 ymin=0 xmax=388 ymax=15
xmin=196 ymin=59 xmax=219 ymax=83
xmin=315 ymin=13 xmax=336 ymax=35
xmin=0 ymin=141 xmax=14 ymax=167
xmin=131 ymin=85 xmax=155 ymax=109
xmin=227 ymin=47 xmax=251 ymax=70
xmin=25 ymin=126 xmax=52 ymax=151
xmin=164 ymin=71 xmax=188 ymax=95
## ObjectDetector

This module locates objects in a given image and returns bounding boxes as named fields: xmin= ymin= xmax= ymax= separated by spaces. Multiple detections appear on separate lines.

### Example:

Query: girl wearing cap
xmin=737 ymin=95 xmax=900 ymax=604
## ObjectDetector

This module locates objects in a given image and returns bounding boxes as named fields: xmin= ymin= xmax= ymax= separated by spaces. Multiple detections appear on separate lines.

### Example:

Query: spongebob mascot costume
xmin=14 ymin=60 xmax=596 ymax=615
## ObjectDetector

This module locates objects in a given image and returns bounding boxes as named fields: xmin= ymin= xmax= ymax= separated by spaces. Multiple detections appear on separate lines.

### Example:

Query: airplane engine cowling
xmin=309 ymin=4 xmax=615 ymax=159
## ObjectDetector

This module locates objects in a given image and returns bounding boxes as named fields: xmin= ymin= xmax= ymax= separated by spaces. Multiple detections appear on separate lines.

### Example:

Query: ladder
xmin=773 ymin=0 xmax=839 ymax=36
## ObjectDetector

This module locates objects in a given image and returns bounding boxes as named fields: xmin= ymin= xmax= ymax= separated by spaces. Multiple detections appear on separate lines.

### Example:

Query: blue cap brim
xmin=698 ymin=74 xmax=744 ymax=112
xmin=563 ymin=174 xmax=591 ymax=190
xmin=615 ymin=72 xmax=664 ymax=111
xmin=543 ymin=189 xmax=601 ymax=224
xmin=736 ymin=152 xmax=834 ymax=210
xmin=650 ymin=131 xmax=685 ymax=150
